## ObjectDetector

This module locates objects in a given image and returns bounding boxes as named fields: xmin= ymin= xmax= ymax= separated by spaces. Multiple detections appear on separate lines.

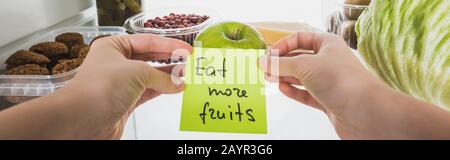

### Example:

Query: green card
xmin=180 ymin=47 xmax=267 ymax=134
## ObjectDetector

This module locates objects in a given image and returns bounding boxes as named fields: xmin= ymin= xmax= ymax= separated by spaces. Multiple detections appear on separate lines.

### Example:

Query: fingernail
xmin=171 ymin=76 xmax=184 ymax=87
xmin=177 ymin=83 xmax=185 ymax=90
xmin=258 ymin=56 xmax=268 ymax=71
xmin=270 ymin=48 xmax=280 ymax=56
xmin=173 ymin=48 xmax=191 ymax=57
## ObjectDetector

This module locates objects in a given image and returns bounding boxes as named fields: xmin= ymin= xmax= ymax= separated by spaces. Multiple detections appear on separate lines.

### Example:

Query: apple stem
xmin=230 ymin=29 xmax=242 ymax=40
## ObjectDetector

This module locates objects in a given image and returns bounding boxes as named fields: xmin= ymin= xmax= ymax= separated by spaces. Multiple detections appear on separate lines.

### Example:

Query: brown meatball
xmin=5 ymin=64 xmax=50 ymax=75
xmin=29 ymin=42 xmax=69 ymax=60
xmin=6 ymin=64 xmax=50 ymax=75
xmin=69 ymin=44 xmax=90 ymax=58
xmin=55 ymin=32 xmax=85 ymax=49
xmin=5 ymin=50 xmax=50 ymax=70
xmin=4 ymin=64 xmax=49 ymax=104
xmin=90 ymin=35 xmax=111 ymax=45
xmin=52 ymin=58 xmax=84 ymax=75
xmin=77 ymin=46 xmax=90 ymax=58
xmin=57 ymin=59 xmax=70 ymax=63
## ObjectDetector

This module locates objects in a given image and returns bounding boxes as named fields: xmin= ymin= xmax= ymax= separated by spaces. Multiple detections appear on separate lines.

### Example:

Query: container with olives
xmin=96 ymin=0 xmax=143 ymax=26
xmin=324 ymin=0 xmax=371 ymax=49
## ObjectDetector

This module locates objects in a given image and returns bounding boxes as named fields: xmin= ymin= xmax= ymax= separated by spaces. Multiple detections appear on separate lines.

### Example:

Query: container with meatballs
xmin=0 ymin=27 xmax=126 ymax=110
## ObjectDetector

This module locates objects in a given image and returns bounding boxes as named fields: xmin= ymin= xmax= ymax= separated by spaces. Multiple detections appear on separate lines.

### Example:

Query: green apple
xmin=195 ymin=21 xmax=267 ymax=49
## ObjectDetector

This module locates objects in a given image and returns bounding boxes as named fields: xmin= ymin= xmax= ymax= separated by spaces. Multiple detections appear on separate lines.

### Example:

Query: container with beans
xmin=324 ymin=0 xmax=371 ymax=49
xmin=124 ymin=7 xmax=216 ymax=44
xmin=123 ymin=7 xmax=216 ymax=64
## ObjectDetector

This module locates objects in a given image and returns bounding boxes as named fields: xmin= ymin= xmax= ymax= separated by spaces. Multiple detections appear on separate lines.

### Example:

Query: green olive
xmin=121 ymin=0 xmax=142 ymax=13
xmin=96 ymin=0 xmax=142 ymax=26
xmin=97 ymin=0 xmax=126 ymax=11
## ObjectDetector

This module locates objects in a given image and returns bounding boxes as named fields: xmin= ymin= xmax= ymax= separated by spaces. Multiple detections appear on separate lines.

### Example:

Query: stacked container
xmin=324 ymin=0 xmax=371 ymax=49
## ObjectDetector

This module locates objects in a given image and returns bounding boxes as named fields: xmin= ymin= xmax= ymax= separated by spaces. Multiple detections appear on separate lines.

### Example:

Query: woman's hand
xmin=0 ymin=34 xmax=192 ymax=139
xmin=70 ymin=34 xmax=191 ymax=139
xmin=261 ymin=32 xmax=375 ymax=113
xmin=260 ymin=32 xmax=450 ymax=139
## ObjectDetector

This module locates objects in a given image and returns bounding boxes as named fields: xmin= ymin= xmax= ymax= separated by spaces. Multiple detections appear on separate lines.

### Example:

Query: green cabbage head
xmin=356 ymin=0 xmax=450 ymax=109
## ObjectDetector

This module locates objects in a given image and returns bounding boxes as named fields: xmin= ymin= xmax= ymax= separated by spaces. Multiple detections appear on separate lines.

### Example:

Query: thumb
xmin=140 ymin=62 xmax=184 ymax=94
xmin=259 ymin=55 xmax=303 ymax=78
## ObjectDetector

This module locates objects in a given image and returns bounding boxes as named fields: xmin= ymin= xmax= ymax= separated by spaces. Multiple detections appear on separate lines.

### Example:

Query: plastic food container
xmin=123 ymin=7 xmax=217 ymax=45
xmin=0 ymin=27 xmax=127 ymax=109
xmin=324 ymin=0 xmax=370 ymax=49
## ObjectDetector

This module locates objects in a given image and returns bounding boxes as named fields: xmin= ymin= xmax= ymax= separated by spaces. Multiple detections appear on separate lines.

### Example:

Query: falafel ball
xmin=57 ymin=59 xmax=70 ymax=63
xmin=90 ymin=35 xmax=111 ymax=45
xmin=55 ymin=32 xmax=85 ymax=49
xmin=5 ymin=64 xmax=50 ymax=75
xmin=69 ymin=44 xmax=90 ymax=58
xmin=29 ymin=42 xmax=69 ymax=60
xmin=5 ymin=50 xmax=50 ymax=70
xmin=52 ymin=58 xmax=84 ymax=75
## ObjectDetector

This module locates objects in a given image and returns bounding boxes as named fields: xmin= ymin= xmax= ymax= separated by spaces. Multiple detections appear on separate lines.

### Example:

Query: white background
xmin=0 ymin=0 xmax=93 ymax=47
xmin=130 ymin=0 xmax=340 ymax=140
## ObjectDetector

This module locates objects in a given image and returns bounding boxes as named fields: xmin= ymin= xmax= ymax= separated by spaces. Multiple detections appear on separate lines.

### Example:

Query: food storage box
xmin=0 ymin=27 xmax=127 ymax=110
xmin=123 ymin=7 xmax=217 ymax=45
xmin=323 ymin=0 xmax=370 ymax=49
